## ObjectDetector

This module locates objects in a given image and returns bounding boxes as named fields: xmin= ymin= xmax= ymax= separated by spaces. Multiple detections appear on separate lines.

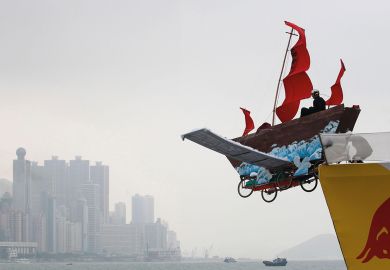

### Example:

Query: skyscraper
xmin=30 ymin=162 xmax=45 ymax=215
xmin=81 ymin=183 xmax=100 ymax=253
xmin=75 ymin=198 xmax=88 ymax=252
xmin=12 ymin=148 xmax=32 ymax=242
xmin=145 ymin=218 xmax=168 ymax=250
xmin=111 ymin=202 xmax=126 ymax=225
xmin=46 ymin=194 xmax=57 ymax=253
xmin=44 ymin=156 xmax=68 ymax=207
xmin=68 ymin=156 xmax=89 ymax=205
xmin=90 ymin=162 xmax=109 ymax=224
xmin=13 ymin=148 xmax=31 ymax=214
xmin=68 ymin=156 xmax=90 ymax=222
xmin=132 ymin=194 xmax=154 ymax=224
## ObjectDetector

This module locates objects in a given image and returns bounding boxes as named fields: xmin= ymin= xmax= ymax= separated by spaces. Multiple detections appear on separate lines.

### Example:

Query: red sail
xmin=276 ymin=21 xmax=313 ymax=123
xmin=240 ymin=107 xmax=255 ymax=136
xmin=326 ymin=59 xmax=346 ymax=106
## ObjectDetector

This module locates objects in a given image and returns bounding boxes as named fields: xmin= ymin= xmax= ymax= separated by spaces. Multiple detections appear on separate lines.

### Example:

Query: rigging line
xmin=275 ymin=51 xmax=291 ymax=111
xmin=272 ymin=28 xmax=295 ymax=126
xmin=263 ymin=109 xmax=274 ymax=123
xmin=264 ymin=53 xmax=291 ymax=124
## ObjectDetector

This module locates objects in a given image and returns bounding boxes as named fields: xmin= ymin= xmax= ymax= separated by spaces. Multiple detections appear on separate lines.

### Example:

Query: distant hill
xmin=278 ymin=234 xmax=343 ymax=260
xmin=0 ymin=178 xmax=12 ymax=197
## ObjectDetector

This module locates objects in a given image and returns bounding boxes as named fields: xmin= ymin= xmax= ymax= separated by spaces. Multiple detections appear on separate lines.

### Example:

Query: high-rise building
xmin=167 ymin=230 xmax=180 ymax=250
xmin=132 ymin=194 xmax=154 ymax=224
xmin=13 ymin=148 xmax=31 ymax=214
xmin=30 ymin=162 xmax=45 ymax=215
xmin=31 ymin=213 xmax=47 ymax=252
xmin=100 ymin=223 xmax=145 ymax=256
xmin=81 ymin=183 xmax=100 ymax=253
xmin=44 ymin=156 xmax=68 ymax=207
xmin=68 ymin=156 xmax=89 ymax=207
xmin=75 ymin=198 xmax=88 ymax=252
xmin=90 ymin=162 xmax=109 ymax=224
xmin=56 ymin=213 xmax=67 ymax=253
xmin=12 ymin=148 xmax=32 ymax=242
xmin=8 ymin=209 xmax=25 ymax=242
xmin=46 ymin=194 xmax=57 ymax=253
xmin=110 ymin=202 xmax=126 ymax=225
xmin=145 ymin=218 xmax=167 ymax=250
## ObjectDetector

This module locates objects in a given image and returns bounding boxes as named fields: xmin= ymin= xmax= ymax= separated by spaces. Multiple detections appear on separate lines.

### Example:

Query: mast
xmin=272 ymin=28 xmax=296 ymax=126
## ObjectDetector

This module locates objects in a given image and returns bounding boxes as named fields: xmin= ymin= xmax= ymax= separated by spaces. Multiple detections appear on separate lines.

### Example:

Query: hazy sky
xmin=0 ymin=0 xmax=389 ymax=259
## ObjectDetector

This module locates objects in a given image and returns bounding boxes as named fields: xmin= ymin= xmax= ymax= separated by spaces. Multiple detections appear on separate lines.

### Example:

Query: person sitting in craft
xmin=300 ymin=89 xmax=326 ymax=117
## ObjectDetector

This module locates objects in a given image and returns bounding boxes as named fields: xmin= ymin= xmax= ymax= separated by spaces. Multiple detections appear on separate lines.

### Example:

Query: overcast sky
xmin=0 ymin=0 xmax=389 ymax=259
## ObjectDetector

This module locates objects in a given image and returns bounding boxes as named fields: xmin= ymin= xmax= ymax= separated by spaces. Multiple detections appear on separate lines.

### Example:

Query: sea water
xmin=0 ymin=261 xmax=347 ymax=270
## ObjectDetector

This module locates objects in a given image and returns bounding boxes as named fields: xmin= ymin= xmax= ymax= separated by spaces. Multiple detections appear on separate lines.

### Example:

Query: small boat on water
xmin=263 ymin=257 xmax=287 ymax=266
xmin=223 ymin=257 xmax=237 ymax=263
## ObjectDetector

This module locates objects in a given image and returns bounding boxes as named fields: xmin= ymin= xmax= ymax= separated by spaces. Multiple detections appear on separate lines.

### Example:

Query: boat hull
xmin=263 ymin=260 xmax=287 ymax=266
xmin=228 ymin=105 xmax=360 ymax=169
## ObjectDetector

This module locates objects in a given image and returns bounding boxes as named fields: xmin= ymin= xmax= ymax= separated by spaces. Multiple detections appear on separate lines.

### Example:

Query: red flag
xmin=276 ymin=21 xmax=313 ymax=123
xmin=240 ymin=107 xmax=255 ymax=136
xmin=326 ymin=59 xmax=346 ymax=106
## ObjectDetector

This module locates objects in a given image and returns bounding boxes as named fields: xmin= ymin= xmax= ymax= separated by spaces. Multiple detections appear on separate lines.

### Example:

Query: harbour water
xmin=0 ymin=261 xmax=346 ymax=270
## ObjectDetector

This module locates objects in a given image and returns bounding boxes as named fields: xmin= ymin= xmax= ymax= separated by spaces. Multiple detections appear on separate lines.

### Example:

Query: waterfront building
xmin=167 ymin=230 xmax=180 ymax=250
xmin=0 ymin=242 xmax=37 ymax=258
xmin=8 ymin=210 xmax=26 ymax=242
xmin=75 ymin=198 xmax=88 ymax=252
xmin=100 ymin=224 xmax=145 ymax=256
xmin=13 ymin=148 xmax=31 ymax=215
xmin=46 ymin=195 xmax=56 ymax=253
xmin=110 ymin=202 xmax=126 ymax=225
xmin=31 ymin=213 xmax=47 ymax=252
xmin=44 ymin=156 xmax=68 ymax=207
xmin=132 ymin=194 xmax=154 ymax=224
xmin=90 ymin=162 xmax=109 ymax=224
xmin=68 ymin=156 xmax=90 ymax=208
xmin=145 ymin=218 xmax=167 ymax=250
xmin=81 ymin=183 xmax=100 ymax=253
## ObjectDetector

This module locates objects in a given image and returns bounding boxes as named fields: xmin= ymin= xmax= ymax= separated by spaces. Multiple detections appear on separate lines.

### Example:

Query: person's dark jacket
xmin=313 ymin=96 xmax=326 ymax=112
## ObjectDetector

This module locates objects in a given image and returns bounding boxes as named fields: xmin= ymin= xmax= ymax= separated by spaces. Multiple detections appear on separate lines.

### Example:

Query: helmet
xmin=312 ymin=89 xmax=320 ymax=95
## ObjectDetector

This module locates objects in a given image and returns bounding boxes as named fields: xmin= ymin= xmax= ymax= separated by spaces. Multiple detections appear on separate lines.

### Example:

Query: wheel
xmin=300 ymin=173 xmax=318 ymax=192
xmin=276 ymin=172 xmax=292 ymax=191
xmin=261 ymin=187 xmax=278 ymax=203
xmin=238 ymin=178 xmax=254 ymax=198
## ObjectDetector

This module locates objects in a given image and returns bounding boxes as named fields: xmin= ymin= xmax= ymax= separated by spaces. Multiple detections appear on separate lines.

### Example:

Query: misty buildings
xmin=110 ymin=202 xmax=126 ymax=225
xmin=99 ymin=195 xmax=181 ymax=259
xmin=145 ymin=218 xmax=167 ymax=250
xmin=1 ymin=148 xmax=181 ymax=259
xmin=0 ymin=178 xmax=12 ymax=197
xmin=0 ymin=148 xmax=109 ymax=255
xmin=90 ymin=162 xmax=109 ymax=224
xmin=132 ymin=194 xmax=154 ymax=224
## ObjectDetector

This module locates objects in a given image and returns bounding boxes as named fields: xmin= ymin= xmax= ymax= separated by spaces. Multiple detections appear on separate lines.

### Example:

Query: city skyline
xmin=1 ymin=148 xmax=164 ymax=215
xmin=0 ymin=147 xmax=181 ymax=259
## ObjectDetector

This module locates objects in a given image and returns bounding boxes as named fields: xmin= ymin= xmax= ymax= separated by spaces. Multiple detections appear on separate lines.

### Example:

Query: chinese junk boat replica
xmin=182 ymin=21 xmax=360 ymax=202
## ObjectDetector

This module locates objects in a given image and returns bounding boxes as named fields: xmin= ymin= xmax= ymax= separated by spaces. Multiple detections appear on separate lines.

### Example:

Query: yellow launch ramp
xmin=320 ymin=163 xmax=390 ymax=270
